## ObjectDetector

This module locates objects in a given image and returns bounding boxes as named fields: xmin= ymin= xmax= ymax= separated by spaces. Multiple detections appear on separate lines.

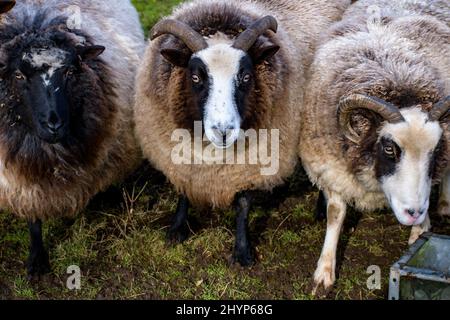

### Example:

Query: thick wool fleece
xmin=135 ymin=0 xmax=350 ymax=208
xmin=299 ymin=0 xmax=450 ymax=211
xmin=0 ymin=0 xmax=145 ymax=220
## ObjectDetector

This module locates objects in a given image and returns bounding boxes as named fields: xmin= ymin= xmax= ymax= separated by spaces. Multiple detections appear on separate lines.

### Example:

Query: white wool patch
xmin=204 ymin=32 xmax=234 ymax=47
xmin=194 ymin=44 xmax=245 ymax=147
xmin=379 ymin=107 xmax=443 ymax=226
xmin=23 ymin=48 xmax=68 ymax=86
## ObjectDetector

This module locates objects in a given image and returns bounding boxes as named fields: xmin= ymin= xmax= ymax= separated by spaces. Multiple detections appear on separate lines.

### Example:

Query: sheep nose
xmin=212 ymin=124 xmax=235 ymax=138
xmin=46 ymin=113 xmax=64 ymax=134
xmin=406 ymin=208 xmax=425 ymax=218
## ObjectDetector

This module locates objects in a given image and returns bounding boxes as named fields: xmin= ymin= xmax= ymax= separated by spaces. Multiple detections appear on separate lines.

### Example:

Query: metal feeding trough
xmin=389 ymin=233 xmax=450 ymax=300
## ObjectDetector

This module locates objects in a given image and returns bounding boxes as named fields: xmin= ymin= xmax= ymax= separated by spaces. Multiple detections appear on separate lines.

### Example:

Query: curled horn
xmin=429 ymin=96 xmax=450 ymax=122
xmin=150 ymin=19 xmax=208 ymax=53
xmin=338 ymin=94 xmax=405 ymax=143
xmin=232 ymin=15 xmax=278 ymax=52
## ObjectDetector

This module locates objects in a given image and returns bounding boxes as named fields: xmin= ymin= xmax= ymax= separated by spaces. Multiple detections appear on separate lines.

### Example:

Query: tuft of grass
xmin=13 ymin=277 xmax=38 ymax=299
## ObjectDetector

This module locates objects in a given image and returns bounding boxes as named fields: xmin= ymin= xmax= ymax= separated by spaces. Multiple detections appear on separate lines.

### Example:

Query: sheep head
xmin=0 ymin=21 xmax=115 ymax=182
xmin=338 ymin=94 xmax=449 ymax=226
xmin=1 ymin=43 xmax=105 ymax=144
xmin=150 ymin=16 xmax=280 ymax=148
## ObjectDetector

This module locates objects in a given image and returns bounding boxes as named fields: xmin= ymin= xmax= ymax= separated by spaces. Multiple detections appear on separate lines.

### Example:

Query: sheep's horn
xmin=429 ymin=96 xmax=450 ymax=122
xmin=150 ymin=19 xmax=208 ymax=53
xmin=0 ymin=0 xmax=15 ymax=14
xmin=338 ymin=94 xmax=405 ymax=143
xmin=233 ymin=16 xmax=278 ymax=52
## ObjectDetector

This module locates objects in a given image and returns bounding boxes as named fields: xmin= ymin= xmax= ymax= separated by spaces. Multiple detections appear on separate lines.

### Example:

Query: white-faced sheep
xmin=0 ymin=0 xmax=144 ymax=276
xmin=298 ymin=0 xmax=450 ymax=293
xmin=135 ymin=0 xmax=350 ymax=266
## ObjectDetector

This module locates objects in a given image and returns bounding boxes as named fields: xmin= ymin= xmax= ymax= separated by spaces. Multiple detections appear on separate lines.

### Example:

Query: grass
xmin=1 ymin=163 xmax=449 ymax=300
xmin=131 ymin=0 xmax=183 ymax=34
xmin=0 ymin=0 xmax=449 ymax=300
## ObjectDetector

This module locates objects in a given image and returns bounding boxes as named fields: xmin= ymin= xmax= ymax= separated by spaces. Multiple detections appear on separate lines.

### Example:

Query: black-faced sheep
xmin=0 ymin=0 xmax=144 ymax=276
xmin=298 ymin=0 xmax=450 ymax=293
xmin=135 ymin=0 xmax=350 ymax=266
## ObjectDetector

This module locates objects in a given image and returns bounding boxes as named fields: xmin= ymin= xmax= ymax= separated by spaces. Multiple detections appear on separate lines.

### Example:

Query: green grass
xmin=0 ymin=0 xmax=449 ymax=301
xmin=1 ymin=163 xmax=448 ymax=299
xmin=131 ymin=0 xmax=183 ymax=33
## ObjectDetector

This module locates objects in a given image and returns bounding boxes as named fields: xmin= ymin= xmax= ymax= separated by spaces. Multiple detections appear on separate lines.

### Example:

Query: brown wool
xmin=135 ymin=0 xmax=351 ymax=208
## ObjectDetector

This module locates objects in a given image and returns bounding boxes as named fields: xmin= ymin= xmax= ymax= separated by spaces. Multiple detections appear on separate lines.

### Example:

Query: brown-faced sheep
xmin=298 ymin=0 xmax=450 ymax=293
xmin=0 ymin=0 xmax=144 ymax=276
xmin=135 ymin=0 xmax=350 ymax=266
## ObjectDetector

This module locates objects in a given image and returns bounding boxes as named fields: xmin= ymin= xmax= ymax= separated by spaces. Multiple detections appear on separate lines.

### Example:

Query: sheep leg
xmin=233 ymin=192 xmax=254 ymax=267
xmin=408 ymin=214 xmax=431 ymax=245
xmin=438 ymin=169 xmax=450 ymax=217
xmin=26 ymin=219 xmax=50 ymax=278
xmin=312 ymin=191 xmax=346 ymax=295
xmin=167 ymin=195 xmax=190 ymax=243
xmin=315 ymin=190 xmax=328 ymax=221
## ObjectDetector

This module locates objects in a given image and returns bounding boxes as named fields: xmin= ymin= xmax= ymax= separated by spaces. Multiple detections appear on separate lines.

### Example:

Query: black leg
xmin=315 ymin=190 xmax=327 ymax=221
xmin=167 ymin=195 xmax=190 ymax=243
xmin=26 ymin=219 xmax=50 ymax=278
xmin=233 ymin=192 xmax=254 ymax=267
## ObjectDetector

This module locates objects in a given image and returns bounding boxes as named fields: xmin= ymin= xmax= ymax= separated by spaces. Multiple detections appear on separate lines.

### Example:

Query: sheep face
xmin=190 ymin=45 xmax=246 ymax=148
xmin=6 ymin=45 xmax=104 ymax=144
xmin=376 ymin=108 xmax=443 ymax=226
xmin=152 ymin=16 xmax=279 ymax=148
xmin=162 ymin=42 xmax=278 ymax=148
xmin=0 ymin=23 xmax=116 ymax=182
xmin=339 ymin=95 xmax=448 ymax=226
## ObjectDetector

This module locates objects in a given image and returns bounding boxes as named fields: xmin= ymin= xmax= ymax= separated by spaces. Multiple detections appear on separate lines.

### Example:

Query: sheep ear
xmin=0 ymin=1 xmax=15 ymax=14
xmin=342 ymin=109 xmax=382 ymax=144
xmin=160 ymin=48 xmax=191 ymax=68
xmin=250 ymin=44 xmax=280 ymax=64
xmin=77 ymin=45 xmax=105 ymax=61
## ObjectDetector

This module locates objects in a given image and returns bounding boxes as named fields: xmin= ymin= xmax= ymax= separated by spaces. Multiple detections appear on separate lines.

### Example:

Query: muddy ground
xmin=1 ymin=163 xmax=449 ymax=300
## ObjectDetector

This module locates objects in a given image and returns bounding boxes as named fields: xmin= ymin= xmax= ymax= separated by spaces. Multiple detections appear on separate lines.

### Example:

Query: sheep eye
xmin=66 ymin=68 xmax=75 ymax=77
xmin=192 ymin=74 xmax=201 ymax=84
xmin=242 ymin=74 xmax=251 ymax=83
xmin=15 ymin=71 xmax=25 ymax=80
xmin=384 ymin=146 xmax=395 ymax=157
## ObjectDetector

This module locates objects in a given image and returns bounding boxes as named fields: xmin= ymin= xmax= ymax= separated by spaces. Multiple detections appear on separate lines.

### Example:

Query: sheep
xmin=134 ymin=0 xmax=350 ymax=266
xmin=298 ymin=0 xmax=450 ymax=293
xmin=0 ymin=0 xmax=144 ymax=276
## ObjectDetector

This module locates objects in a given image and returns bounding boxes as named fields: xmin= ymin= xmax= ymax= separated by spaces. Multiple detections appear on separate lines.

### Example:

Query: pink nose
xmin=405 ymin=208 xmax=425 ymax=219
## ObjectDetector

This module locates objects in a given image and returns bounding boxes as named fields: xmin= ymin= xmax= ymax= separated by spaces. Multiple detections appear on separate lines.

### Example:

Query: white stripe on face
xmin=194 ymin=44 xmax=245 ymax=148
xmin=379 ymin=107 xmax=443 ymax=226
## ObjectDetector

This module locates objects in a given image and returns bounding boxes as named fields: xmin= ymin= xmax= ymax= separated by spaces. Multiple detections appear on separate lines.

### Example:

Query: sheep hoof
xmin=438 ymin=201 xmax=450 ymax=217
xmin=408 ymin=230 xmax=422 ymax=246
xmin=26 ymin=248 xmax=51 ymax=279
xmin=311 ymin=281 xmax=332 ymax=298
xmin=312 ymin=261 xmax=335 ymax=297
xmin=232 ymin=246 xmax=254 ymax=267
xmin=166 ymin=223 xmax=189 ymax=244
